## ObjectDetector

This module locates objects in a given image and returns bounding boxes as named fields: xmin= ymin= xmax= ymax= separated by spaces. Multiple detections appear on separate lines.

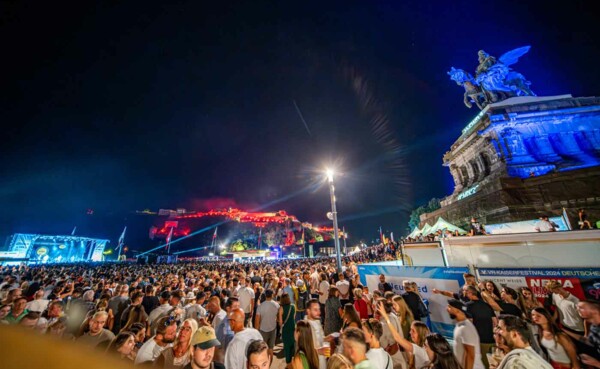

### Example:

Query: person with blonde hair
xmin=155 ymin=318 xmax=199 ymax=368
xmin=326 ymin=353 xmax=353 ymax=369
xmin=391 ymin=295 xmax=414 ymax=339
xmin=353 ymin=288 xmax=369 ymax=320
xmin=378 ymin=301 xmax=430 ymax=369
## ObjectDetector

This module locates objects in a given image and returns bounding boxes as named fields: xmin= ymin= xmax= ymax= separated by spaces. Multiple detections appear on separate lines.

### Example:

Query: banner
xmin=476 ymin=268 xmax=600 ymax=303
xmin=358 ymin=262 xmax=468 ymax=337
xmin=485 ymin=216 xmax=567 ymax=234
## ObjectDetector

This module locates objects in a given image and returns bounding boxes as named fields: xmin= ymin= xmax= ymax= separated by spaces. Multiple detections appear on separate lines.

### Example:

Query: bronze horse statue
xmin=448 ymin=67 xmax=488 ymax=109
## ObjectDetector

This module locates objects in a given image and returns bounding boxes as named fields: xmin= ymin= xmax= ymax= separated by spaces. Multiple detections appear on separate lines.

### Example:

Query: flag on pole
xmin=118 ymin=227 xmax=127 ymax=247
xmin=212 ymin=227 xmax=218 ymax=240
xmin=166 ymin=227 xmax=174 ymax=250
xmin=379 ymin=226 xmax=383 ymax=244
xmin=257 ymin=228 xmax=262 ymax=248
xmin=71 ymin=227 xmax=77 ymax=236
xmin=562 ymin=207 xmax=573 ymax=230
xmin=390 ymin=232 xmax=394 ymax=243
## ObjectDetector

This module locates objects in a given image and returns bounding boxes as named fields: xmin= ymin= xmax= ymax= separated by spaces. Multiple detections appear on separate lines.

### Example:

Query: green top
xmin=5 ymin=309 xmax=29 ymax=324
xmin=354 ymin=359 xmax=376 ymax=369
xmin=298 ymin=351 xmax=309 ymax=369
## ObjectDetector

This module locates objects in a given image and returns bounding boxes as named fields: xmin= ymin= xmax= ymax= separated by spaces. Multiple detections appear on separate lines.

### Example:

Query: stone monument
xmin=420 ymin=48 xmax=600 ymax=229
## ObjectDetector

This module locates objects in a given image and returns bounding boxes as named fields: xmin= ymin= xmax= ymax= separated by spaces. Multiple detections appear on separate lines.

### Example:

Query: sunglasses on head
xmin=164 ymin=315 xmax=181 ymax=327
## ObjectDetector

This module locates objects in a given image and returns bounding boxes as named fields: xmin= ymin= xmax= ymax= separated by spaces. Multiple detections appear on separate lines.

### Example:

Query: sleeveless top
xmin=540 ymin=337 xmax=570 ymax=364
xmin=298 ymin=350 xmax=310 ymax=369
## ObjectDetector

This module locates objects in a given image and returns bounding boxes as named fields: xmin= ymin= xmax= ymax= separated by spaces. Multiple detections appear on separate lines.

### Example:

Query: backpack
xmin=417 ymin=298 xmax=429 ymax=318
xmin=297 ymin=289 xmax=309 ymax=311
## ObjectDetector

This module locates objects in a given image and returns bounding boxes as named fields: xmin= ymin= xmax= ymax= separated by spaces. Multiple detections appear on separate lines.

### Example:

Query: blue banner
xmin=358 ymin=262 xmax=468 ymax=337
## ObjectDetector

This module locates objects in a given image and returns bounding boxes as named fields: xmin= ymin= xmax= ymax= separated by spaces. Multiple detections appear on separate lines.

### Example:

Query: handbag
xmin=280 ymin=305 xmax=294 ymax=338
xmin=385 ymin=342 xmax=400 ymax=356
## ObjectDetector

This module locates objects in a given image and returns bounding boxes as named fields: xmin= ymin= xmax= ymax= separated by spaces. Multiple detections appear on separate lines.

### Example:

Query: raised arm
xmin=377 ymin=301 xmax=414 ymax=353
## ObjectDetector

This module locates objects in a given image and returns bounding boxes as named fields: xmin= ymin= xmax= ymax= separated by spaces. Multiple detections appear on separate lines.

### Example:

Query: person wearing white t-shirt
xmin=447 ymin=299 xmax=484 ymax=369
xmin=363 ymin=318 xmax=393 ymax=369
xmin=224 ymin=308 xmax=263 ymax=369
xmin=237 ymin=278 xmax=255 ymax=327
xmin=546 ymin=280 xmax=585 ymax=334
xmin=310 ymin=267 xmax=321 ymax=296
xmin=135 ymin=316 xmax=178 ymax=365
xmin=336 ymin=274 xmax=351 ymax=305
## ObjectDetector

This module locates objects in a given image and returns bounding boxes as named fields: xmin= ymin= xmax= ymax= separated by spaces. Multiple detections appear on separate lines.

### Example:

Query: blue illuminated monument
xmin=422 ymin=47 xmax=600 ymax=227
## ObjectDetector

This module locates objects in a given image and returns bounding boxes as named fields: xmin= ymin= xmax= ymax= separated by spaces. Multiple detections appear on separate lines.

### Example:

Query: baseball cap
xmin=191 ymin=326 xmax=221 ymax=349
xmin=448 ymin=299 xmax=471 ymax=318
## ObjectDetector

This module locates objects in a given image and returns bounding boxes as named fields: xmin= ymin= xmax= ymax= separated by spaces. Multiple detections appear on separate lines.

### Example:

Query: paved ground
xmin=271 ymin=342 xmax=287 ymax=369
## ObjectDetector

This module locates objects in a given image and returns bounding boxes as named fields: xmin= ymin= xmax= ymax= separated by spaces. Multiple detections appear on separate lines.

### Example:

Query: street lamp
xmin=326 ymin=168 xmax=343 ymax=274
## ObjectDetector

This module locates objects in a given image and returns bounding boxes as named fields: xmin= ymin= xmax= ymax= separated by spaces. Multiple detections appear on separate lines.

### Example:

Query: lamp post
xmin=326 ymin=169 xmax=343 ymax=274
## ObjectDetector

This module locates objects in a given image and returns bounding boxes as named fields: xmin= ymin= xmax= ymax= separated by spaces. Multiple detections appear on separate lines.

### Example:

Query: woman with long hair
xmin=278 ymin=292 xmax=297 ymax=367
xmin=482 ymin=280 xmax=502 ymax=301
xmin=377 ymin=301 xmax=430 ymax=369
xmin=106 ymin=331 xmax=137 ymax=361
xmin=425 ymin=333 xmax=462 ymax=369
xmin=342 ymin=303 xmax=362 ymax=330
xmin=326 ymin=353 xmax=354 ymax=369
xmin=353 ymin=288 xmax=369 ymax=320
xmin=154 ymin=318 xmax=198 ymax=369
xmin=518 ymin=287 xmax=542 ymax=317
xmin=292 ymin=320 xmax=320 ymax=369
xmin=424 ymin=333 xmax=462 ymax=369
xmin=392 ymin=295 xmax=414 ymax=339
xmin=127 ymin=322 xmax=147 ymax=351
xmin=531 ymin=307 xmax=580 ymax=369
xmin=324 ymin=287 xmax=343 ymax=335
xmin=121 ymin=304 xmax=148 ymax=333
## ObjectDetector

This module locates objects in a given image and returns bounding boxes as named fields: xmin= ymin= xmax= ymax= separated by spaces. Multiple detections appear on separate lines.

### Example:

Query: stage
xmin=1 ymin=233 xmax=109 ymax=264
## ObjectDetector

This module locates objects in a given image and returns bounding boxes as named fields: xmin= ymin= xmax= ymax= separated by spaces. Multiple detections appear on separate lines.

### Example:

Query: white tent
xmin=420 ymin=222 xmax=433 ymax=235
xmin=430 ymin=217 xmax=468 ymax=235
xmin=407 ymin=227 xmax=421 ymax=238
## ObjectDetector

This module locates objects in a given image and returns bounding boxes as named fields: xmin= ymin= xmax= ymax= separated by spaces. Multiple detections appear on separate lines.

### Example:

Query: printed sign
xmin=476 ymin=268 xmax=600 ymax=302
xmin=358 ymin=262 xmax=468 ymax=337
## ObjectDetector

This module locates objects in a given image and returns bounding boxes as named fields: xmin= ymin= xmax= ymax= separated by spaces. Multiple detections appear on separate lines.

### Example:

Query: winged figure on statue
xmin=449 ymin=46 xmax=536 ymax=109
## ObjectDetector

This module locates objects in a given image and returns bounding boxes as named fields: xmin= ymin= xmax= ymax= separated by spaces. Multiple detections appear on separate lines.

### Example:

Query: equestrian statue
xmin=449 ymin=46 xmax=536 ymax=109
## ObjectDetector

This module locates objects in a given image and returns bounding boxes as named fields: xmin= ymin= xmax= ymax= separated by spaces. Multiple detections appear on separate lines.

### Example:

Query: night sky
xmin=1 ymin=1 xmax=599 ymax=247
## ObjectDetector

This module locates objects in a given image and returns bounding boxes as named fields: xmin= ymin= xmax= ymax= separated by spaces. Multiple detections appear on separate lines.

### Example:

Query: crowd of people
xmin=406 ymin=210 xmax=597 ymax=243
xmin=0 ymin=245 xmax=599 ymax=369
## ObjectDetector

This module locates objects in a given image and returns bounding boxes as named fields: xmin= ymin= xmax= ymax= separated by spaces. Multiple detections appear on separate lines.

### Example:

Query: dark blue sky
xmin=1 ymin=1 xmax=598 ymax=246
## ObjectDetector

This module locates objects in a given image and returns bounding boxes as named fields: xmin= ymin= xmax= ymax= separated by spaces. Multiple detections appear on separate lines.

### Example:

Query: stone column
xmin=530 ymin=134 xmax=562 ymax=163
xmin=450 ymin=165 xmax=464 ymax=192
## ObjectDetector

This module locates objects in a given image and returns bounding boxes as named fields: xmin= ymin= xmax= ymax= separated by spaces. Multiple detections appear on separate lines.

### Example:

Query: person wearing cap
xmin=255 ymin=289 xmax=279 ymax=358
xmin=464 ymin=285 xmax=496 ymax=369
xmin=185 ymin=292 xmax=208 ymax=321
xmin=185 ymin=325 xmax=224 ymax=369
xmin=447 ymin=299 xmax=484 ymax=369
xmin=294 ymin=279 xmax=310 ymax=322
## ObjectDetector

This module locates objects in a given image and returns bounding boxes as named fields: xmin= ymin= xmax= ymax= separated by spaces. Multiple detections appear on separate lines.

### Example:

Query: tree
xmin=408 ymin=198 xmax=441 ymax=231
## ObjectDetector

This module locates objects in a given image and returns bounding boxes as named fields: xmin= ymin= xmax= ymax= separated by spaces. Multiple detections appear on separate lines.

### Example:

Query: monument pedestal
xmin=426 ymin=95 xmax=600 ymax=228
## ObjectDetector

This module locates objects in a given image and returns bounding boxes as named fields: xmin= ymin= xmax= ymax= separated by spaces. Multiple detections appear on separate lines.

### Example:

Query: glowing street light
xmin=326 ymin=168 xmax=343 ymax=274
